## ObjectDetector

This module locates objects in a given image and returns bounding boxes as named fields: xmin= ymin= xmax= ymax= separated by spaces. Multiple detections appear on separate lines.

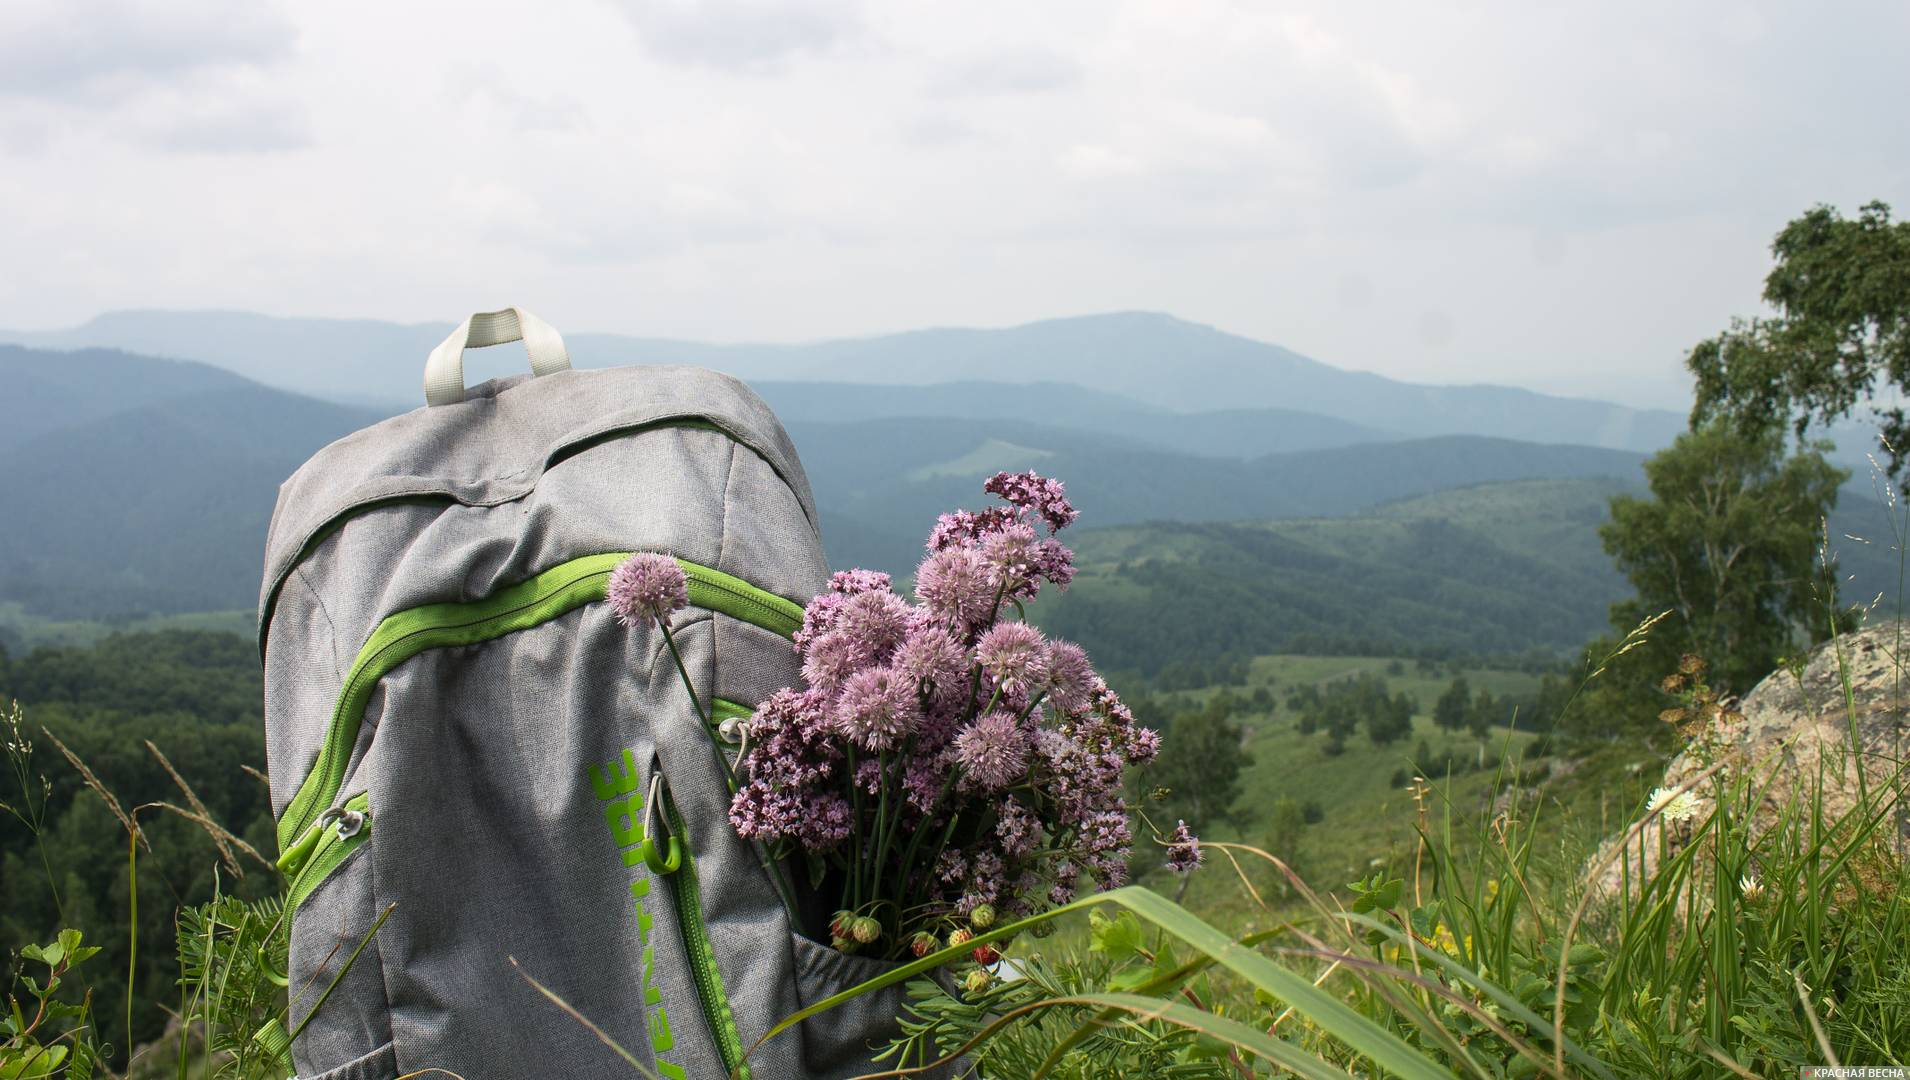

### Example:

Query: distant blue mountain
xmin=2 ymin=309 xmax=1685 ymax=452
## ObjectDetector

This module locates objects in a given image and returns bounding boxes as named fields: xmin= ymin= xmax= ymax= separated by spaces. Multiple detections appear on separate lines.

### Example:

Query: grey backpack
xmin=260 ymin=308 xmax=916 ymax=1079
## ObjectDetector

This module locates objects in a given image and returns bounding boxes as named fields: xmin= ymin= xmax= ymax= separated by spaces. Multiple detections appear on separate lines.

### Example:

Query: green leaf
xmin=1089 ymin=910 xmax=1143 ymax=964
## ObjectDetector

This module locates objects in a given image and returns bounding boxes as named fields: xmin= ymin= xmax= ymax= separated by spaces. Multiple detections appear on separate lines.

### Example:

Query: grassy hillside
xmin=1028 ymin=479 xmax=1636 ymax=673
xmin=800 ymin=421 xmax=1646 ymax=574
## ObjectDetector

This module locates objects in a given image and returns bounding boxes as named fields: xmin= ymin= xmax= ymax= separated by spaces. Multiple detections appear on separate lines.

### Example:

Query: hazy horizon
xmin=5 ymin=1 xmax=1907 ymax=414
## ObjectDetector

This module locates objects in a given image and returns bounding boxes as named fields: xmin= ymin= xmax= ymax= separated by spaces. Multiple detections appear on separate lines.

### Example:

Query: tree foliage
xmin=1598 ymin=421 xmax=1848 ymax=698
xmin=1689 ymin=200 xmax=1910 ymax=480
xmin=1148 ymin=692 xmax=1251 ymax=830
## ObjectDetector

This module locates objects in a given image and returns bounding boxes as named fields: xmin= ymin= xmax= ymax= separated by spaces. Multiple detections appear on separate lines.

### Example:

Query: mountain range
xmin=1 ymin=310 xmax=1686 ymax=452
xmin=4 ymin=311 xmax=1894 ymax=670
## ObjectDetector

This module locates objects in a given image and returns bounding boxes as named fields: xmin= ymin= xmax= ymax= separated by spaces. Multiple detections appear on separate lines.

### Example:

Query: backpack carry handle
xmin=424 ymin=307 xmax=572 ymax=406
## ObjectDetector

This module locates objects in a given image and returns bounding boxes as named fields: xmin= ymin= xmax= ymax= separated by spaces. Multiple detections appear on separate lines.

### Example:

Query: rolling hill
xmin=0 ymin=344 xmax=1651 ymax=623
xmin=2 ymin=309 xmax=1684 ymax=451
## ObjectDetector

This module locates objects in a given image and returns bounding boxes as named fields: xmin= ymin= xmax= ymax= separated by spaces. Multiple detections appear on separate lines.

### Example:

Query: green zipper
xmin=663 ymin=795 xmax=751 ymax=1080
xmin=277 ymin=554 xmax=803 ymax=853
xmin=283 ymin=791 xmax=372 ymax=913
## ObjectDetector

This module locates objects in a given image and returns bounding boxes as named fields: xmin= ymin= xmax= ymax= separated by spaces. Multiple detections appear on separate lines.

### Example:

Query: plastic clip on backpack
xmin=260 ymin=308 xmax=934 ymax=1079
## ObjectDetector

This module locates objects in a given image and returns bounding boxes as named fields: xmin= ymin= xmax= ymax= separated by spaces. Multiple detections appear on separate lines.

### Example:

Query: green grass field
xmin=1133 ymin=653 xmax=1663 ymax=929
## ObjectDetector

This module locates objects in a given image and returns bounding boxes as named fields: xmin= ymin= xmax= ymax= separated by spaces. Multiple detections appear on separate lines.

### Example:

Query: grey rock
xmin=1589 ymin=622 xmax=1910 ymax=895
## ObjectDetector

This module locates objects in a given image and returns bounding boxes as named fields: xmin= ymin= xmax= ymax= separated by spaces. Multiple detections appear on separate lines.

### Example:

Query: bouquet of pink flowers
xmin=609 ymin=471 xmax=1199 ymax=973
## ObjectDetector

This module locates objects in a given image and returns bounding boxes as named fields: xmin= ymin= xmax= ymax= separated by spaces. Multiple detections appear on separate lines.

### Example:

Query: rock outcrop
xmin=1589 ymin=622 xmax=1910 ymax=894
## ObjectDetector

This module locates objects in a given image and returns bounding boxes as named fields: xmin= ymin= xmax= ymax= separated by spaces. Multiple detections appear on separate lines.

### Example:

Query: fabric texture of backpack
xmin=259 ymin=308 xmax=928 ymax=1079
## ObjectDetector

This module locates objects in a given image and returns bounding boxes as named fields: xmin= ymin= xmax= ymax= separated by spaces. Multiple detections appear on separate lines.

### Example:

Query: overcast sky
xmin=2 ymin=0 xmax=1905 ymax=409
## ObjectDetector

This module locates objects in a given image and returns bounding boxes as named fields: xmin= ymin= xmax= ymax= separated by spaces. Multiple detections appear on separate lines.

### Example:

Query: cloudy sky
xmin=2 ymin=0 xmax=1905 ymax=409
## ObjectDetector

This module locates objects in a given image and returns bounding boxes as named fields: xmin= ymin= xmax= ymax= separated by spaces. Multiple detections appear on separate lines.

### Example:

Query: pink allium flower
xmin=800 ymin=630 xmax=861 ymax=695
xmin=954 ymin=711 xmax=1029 ymax=790
xmin=606 ymin=552 xmax=689 ymax=626
xmin=1044 ymin=640 xmax=1094 ymax=714
xmin=979 ymin=520 xmax=1038 ymax=591
xmin=894 ymin=625 xmax=968 ymax=696
xmin=835 ymin=589 xmax=911 ymax=665
xmin=975 ymin=621 xmax=1050 ymax=698
xmin=984 ymin=471 xmax=1078 ymax=532
xmin=833 ymin=666 xmax=919 ymax=750
xmin=1165 ymin=819 xmax=1203 ymax=874
xmin=914 ymin=545 xmax=997 ymax=628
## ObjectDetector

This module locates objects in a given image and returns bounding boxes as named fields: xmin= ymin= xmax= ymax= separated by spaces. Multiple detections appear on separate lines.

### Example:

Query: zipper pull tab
xmin=276 ymin=806 xmax=343 ymax=876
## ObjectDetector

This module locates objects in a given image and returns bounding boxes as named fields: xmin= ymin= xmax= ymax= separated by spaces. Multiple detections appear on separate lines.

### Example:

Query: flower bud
xmin=851 ymin=916 xmax=881 ymax=944
xmin=969 ymin=903 xmax=996 ymax=929
xmin=830 ymin=910 xmax=856 ymax=940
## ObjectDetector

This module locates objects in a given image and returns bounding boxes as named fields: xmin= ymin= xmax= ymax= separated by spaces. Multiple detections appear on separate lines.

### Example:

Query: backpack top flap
xmin=257 ymin=364 xmax=820 ymax=645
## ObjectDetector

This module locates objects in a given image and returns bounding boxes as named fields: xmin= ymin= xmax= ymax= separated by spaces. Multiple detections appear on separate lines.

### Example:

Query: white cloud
xmin=0 ymin=0 xmax=296 ymax=103
xmin=0 ymin=0 xmax=307 ymax=154
xmin=607 ymin=0 xmax=862 ymax=70
xmin=0 ymin=0 xmax=1905 ymax=409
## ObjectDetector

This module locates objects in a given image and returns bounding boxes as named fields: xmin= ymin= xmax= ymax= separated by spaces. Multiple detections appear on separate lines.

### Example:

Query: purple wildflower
xmin=1044 ymin=640 xmax=1094 ymax=714
xmin=953 ymin=711 xmax=1029 ymax=790
xmin=730 ymin=780 xmax=850 ymax=849
xmin=1049 ymin=859 xmax=1079 ymax=906
xmin=904 ymin=756 xmax=949 ymax=814
xmin=738 ymin=688 xmax=840 ymax=791
xmin=829 ymin=568 xmax=892 ymax=596
xmin=1032 ymin=537 xmax=1076 ymax=590
xmin=994 ymin=797 xmax=1041 ymax=857
xmin=1090 ymin=851 xmax=1130 ymax=889
xmin=984 ymin=471 xmax=1078 ymax=533
xmin=1127 ymin=725 xmax=1161 ymax=764
xmin=794 ymin=591 xmax=846 ymax=653
xmin=935 ymin=849 xmax=968 ymax=886
xmin=893 ymin=625 xmax=969 ymax=697
xmin=1164 ymin=820 xmax=1203 ymax=874
xmin=606 ymin=553 xmax=689 ymax=626
xmin=927 ymin=507 xmax=1018 ymax=551
xmin=975 ymin=621 xmax=1050 ymax=698
xmin=959 ymin=849 xmax=1007 ymax=913
xmin=914 ymin=545 xmax=998 ymax=629
xmin=832 ymin=666 xmax=919 ymax=750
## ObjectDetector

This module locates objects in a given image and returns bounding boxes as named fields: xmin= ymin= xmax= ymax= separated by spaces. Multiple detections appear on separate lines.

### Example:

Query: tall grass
xmin=816 ymin=627 xmax=1909 ymax=1079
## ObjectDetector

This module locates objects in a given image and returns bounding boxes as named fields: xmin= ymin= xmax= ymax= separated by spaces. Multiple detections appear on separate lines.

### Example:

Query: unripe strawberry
xmin=963 ymin=967 xmax=992 ymax=995
xmin=969 ymin=903 xmax=997 ymax=929
xmin=851 ymin=916 xmax=881 ymax=944
xmin=970 ymin=944 xmax=1000 ymax=966
xmin=831 ymin=935 xmax=854 ymax=951
xmin=909 ymin=932 xmax=938 ymax=958
xmin=947 ymin=927 xmax=974 ymax=948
